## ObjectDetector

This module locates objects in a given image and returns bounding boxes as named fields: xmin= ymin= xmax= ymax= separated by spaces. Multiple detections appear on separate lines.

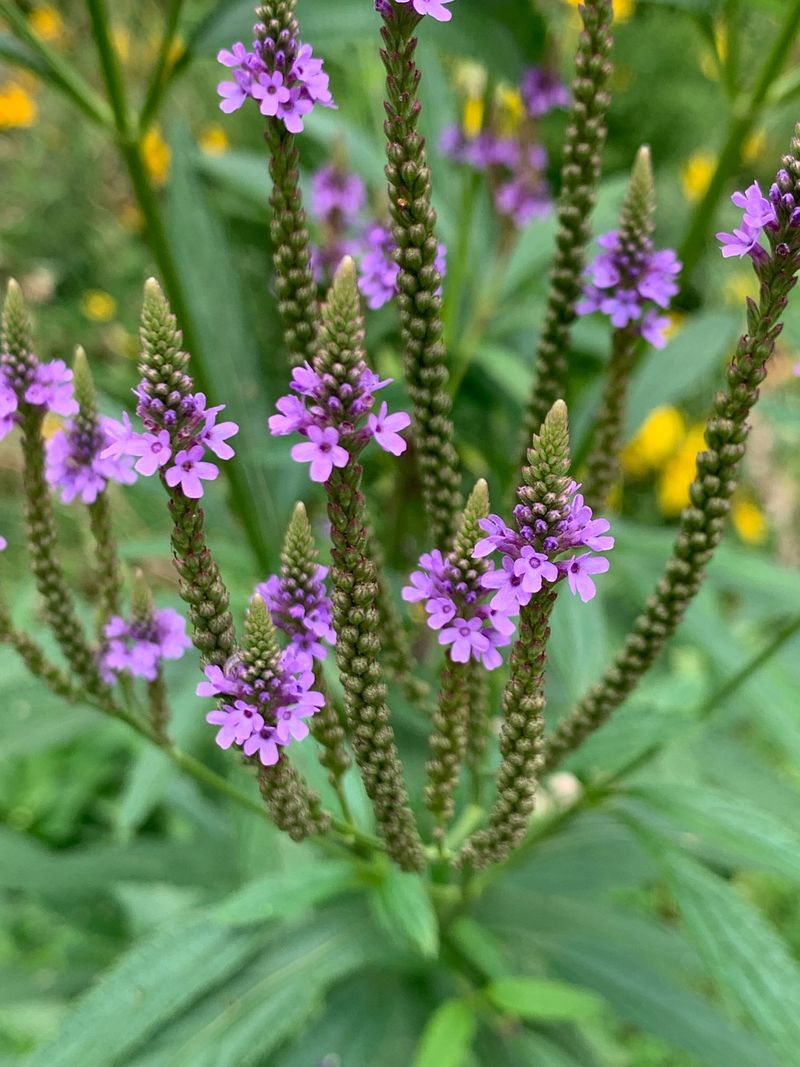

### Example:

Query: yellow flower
xmin=663 ymin=311 xmax=685 ymax=343
xmin=0 ymin=82 xmax=37 ymax=129
xmin=731 ymin=497 xmax=767 ymax=544
xmin=167 ymin=35 xmax=186 ymax=69
xmin=563 ymin=0 xmax=634 ymax=20
xmin=142 ymin=126 xmax=171 ymax=186
xmin=723 ymin=272 xmax=755 ymax=307
xmin=657 ymin=424 xmax=706 ymax=516
xmin=80 ymin=290 xmax=117 ymax=323
xmin=495 ymin=86 xmax=524 ymax=135
xmin=199 ymin=124 xmax=230 ymax=157
xmin=112 ymin=26 xmax=130 ymax=63
xmin=681 ymin=151 xmax=716 ymax=202
xmin=743 ymin=127 xmax=766 ymax=164
xmin=623 ymin=406 xmax=686 ymax=478
xmin=29 ymin=4 xmax=62 ymax=41
xmin=462 ymin=95 xmax=484 ymax=140
xmin=41 ymin=412 xmax=62 ymax=441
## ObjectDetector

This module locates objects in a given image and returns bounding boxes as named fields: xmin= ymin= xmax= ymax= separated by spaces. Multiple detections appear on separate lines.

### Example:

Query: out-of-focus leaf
xmin=211 ymin=860 xmax=359 ymax=924
xmin=625 ymin=310 xmax=739 ymax=435
xmin=26 ymin=915 xmax=269 ymax=1067
xmin=0 ymin=32 xmax=45 ymax=73
xmin=448 ymin=917 xmax=509 ymax=980
xmin=412 ymin=1000 xmax=477 ymax=1067
xmin=657 ymin=849 xmax=800 ymax=1062
xmin=165 ymin=123 xmax=281 ymax=557
xmin=370 ymin=866 xmax=439 ymax=958
xmin=547 ymin=586 xmax=609 ymax=705
xmin=486 ymin=977 xmax=602 ymax=1021
xmin=617 ymin=783 xmax=800 ymax=881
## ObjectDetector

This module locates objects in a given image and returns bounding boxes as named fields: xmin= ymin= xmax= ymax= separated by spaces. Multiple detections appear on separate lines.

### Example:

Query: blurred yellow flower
xmin=112 ymin=26 xmax=130 ymax=63
xmin=622 ymin=405 xmax=686 ymax=477
xmin=564 ymin=0 xmax=634 ymax=20
xmin=743 ymin=127 xmax=766 ymax=164
xmin=681 ymin=151 xmax=716 ymax=202
xmin=167 ymin=36 xmax=186 ymax=68
xmin=657 ymin=423 xmax=705 ymax=516
xmin=199 ymin=124 xmax=230 ymax=157
xmin=663 ymin=311 xmax=685 ymax=342
xmin=29 ymin=4 xmax=62 ymax=41
xmin=453 ymin=61 xmax=486 ymax=99
xmin=731 ymin=497 xmax=767 ymax=544
xmin=80 ymin=290 xmax=117 ymax=323
xmin=462 ymin=96 xmax=484 ymax=139
xmin=142 ymin=126 xmax=171 ymax=185
xmin=0 ymin=82 xmax=37 ymax=129
xmin=723 ymin=272 xmax=755 ymax=307
xmin=496 ymin=86 xmax=524 ymax=134
xmin=41 ymin=412 xmax=62 ymax=441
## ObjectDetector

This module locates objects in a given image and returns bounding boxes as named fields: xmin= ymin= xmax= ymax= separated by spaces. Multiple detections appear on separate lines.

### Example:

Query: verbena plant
xmin=3 ymin=1 xmax=800 ymax=1064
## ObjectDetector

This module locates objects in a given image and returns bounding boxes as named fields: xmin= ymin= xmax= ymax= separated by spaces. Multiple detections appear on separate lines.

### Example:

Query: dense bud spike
xmin=379 ymin=9 xmax=462 ymax=546
xmin=521 ymin=0 xmax=614 ymax=457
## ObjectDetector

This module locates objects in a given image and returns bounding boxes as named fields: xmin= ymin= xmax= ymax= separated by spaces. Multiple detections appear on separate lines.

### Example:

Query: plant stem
xmin=0 ymin=0 xmax=112 ymax=126
xmin=678 ymin=0 xmax=800 ymax=282
xmin=139 ymin=0 xmax=186 ymax=133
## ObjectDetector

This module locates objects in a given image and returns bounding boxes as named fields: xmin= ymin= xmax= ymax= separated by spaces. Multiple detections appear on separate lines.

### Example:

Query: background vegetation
xmin=2 ymin=1 xmax=800 ymax=1064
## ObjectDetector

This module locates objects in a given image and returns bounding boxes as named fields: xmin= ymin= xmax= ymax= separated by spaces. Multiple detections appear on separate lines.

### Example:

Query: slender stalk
xmin=84 ymin=0 xmax=132 ymax=136
xmin=88 ymin=493 xmax=122 ymax=629
xmin=139 ymin=0 xmax=186 ymax=133
xmin=678 ymin=0 xmax=800 ymax=282
xmin=0 ymin=0 xmax=112 ymax=126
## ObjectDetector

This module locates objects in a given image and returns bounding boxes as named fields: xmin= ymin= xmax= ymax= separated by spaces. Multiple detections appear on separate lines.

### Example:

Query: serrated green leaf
xmin=618 ymin=783 xmax=800 ymax=881
xmin=658 ymin=849 xmax=800 ymax=1062
xmin=412 ymin=1000 xmax=477 ymax=1067
xmin=26 ymin=915 xmax=269 ymax=1067
xmin=486 ymin=977 xmax=603 ymax=1021
xmin=211 ymin=860 xmax=358 ymax=925
xmin=370 ymin=867 xmax=439 ymax=959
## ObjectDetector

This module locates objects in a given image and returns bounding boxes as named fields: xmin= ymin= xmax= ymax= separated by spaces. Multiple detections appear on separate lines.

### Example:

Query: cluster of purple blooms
xmin=46 ymin=417 xmax=136 ymax=505
xmin=102 ymin=388 xmax=238 ymax=501
xmin=402 ymin=550 xmax=516 ymax=670
xmin=307 ymin=164 xmax=446 ymax=309
xmin=474 ymin=482 xmax=614 ymax=608
xmin=381 ymin=0 xmax=455 ymax=21
xmin=716 ymin=179 xmax=795 ymax=260
xmin=576 ymin=231 xmax=681 ymax=349
xmin=198 ymin=650 xmax=324 ymax=767
xmin=441 ymin=65 xmax=568 ymax=228
xmin=100 ymin=608 xmax=190 ymax=683
xmin=0 ymin=358 xmax=77 ymax=441
xmin=269 ymin=358 xmax=411 ymax=482
xmin=217 ymin=32 xmax=333 ymax=133
xmin=256 ymin=565 xmax=335 ymax=671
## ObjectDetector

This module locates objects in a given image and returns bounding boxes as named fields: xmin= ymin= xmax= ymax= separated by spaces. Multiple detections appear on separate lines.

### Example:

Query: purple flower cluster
xmin=100 ymin=608 xmax=190 ymax=682
xmin=217 ymin=32 xmax=334 ymax=133
xmin=198 ymin=653 xmax=324 ymax=766
xmin=441 ymin=65 xmax=567 ymax=228
xmin=269 ymin=359 xmax=410 ymax=482
xmin=392 ymin=0 xmax=455 ymax=21
xmin=358 ymin=223 xmax=447 ymax=310
xmin=256 ymin=565 xmax=335 ymax=670
xmin=576 ymin=231 xmax=681 ymax=349
xmin=402 ymin=550 xmax=516 ymax=670
xmin=309 ymin=164 xmax=365 ymax=285
xmin=102 ymin=388 xmax=238 ymax=501
xmin=475 ymin=483 xmax=614 ymax=606
xmin=46 ymin=416 xmax=136 ymax=505
xmin=0 ymin=358 xmax=77 ymax=441
xmin=717 ymin=179 xmax=796 ymax=259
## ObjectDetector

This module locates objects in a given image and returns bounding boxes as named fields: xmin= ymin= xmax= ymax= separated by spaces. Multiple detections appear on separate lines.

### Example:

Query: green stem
xmin=678 ymin=0 xmax=800 ymax=282
xmin=0 ymin=0 xmax=112 ymax=127
xmin=84 ymin=0 xmax=131 ymax=136
xmin=139 ymin=0 xmax=186 ymax=133
xmin=443 ymin=170 xmax=481 ymax=353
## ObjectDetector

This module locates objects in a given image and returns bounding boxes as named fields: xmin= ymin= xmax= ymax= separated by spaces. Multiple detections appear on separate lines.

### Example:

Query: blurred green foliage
xmin=2 ymin=1 xmax=800 ymax=1064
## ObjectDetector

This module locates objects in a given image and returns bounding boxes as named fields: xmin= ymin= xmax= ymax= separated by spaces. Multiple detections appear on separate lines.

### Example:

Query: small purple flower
xmin=100 ymin=608 xmax=190 ymax=682
xmin=242 ymin=724 xmax=281 ymax=766
xmin=562 ymin=553 xmax=610 ymax=602
xmin=24 ymin=359 xmax=78 ymax=416
xmin=312 ymin=165 xmax=366 ymax=223
xmin=269 ymin=394 xmax=310 ymax=436
xmin=0 ymin=535 xmax=7 ymax=551
xmin=252 ymin=70 xmax=291 ymax=117
xmin=129 ymin=429 xmax=172 ymax=476
xmin=198 ymin=412 xmax=239 ymax=461
xmin=731 ymin=181 xmax=777 ymax=229
xmin=277 ymin=88 xmax=314 ymax=134
xmin=717 ymin=221 xmax=762 ymax=259
xmin=196 ymin=663 xmax=248 ymax=699
xmin=513 ymin=546 xmax=559 ymax=595
xmin=367 ymin=401 xmax=411 ymax=456
xmin=165 ymin=445 xmax=219 ymax=499
xmin=358 ymin=224 xmax=400 ymax=310
xmin=0 ymin=377 xmax=19 ymax=441
xmin=46 ymin=418 xmax=137 ymax=505
xmin=394 ymin=0 xmax=455 ymax=21
xmin=290 ymin=425 xmax=349 ymax=482
xmin=206 ymin=700 xmax=264 ymax=749
xmin=482 ymin=555 xmax=533 ymax=613
xmin=520 ymin=66 xmax=570 ymax=117
xmin=439 ymin=617 xmax=490 ymax=664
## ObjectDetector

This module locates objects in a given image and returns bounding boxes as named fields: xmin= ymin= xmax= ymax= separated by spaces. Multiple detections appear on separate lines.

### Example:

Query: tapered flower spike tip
xmin=522 ymin=398 xmax=572 ymax=512
xmin=621 ymin=145 xmax=656 ymax=238
xmin=131 ymin=567 xmax=155 ymax=622
xmin=331 ymin=254 xmax=359 ymax=297
xmin=2 ymin=277 xmax=32 ymax=359
xmin=243 ymin=592 xmax=282 ymax=674
xmin=72 ymin=346 xmax=97 ymax=415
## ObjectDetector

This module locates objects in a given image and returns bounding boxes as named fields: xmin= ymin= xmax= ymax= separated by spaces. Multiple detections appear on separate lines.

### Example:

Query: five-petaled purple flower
xmin=717 ymin=180 xmax=780 ymax=259
xmin=100 ymin=608 xmax=191 ymax=683
xmin=392 ymin=0 xmax=455 ymax=21
xmin=165 ymin=445 xmax=220 ymax=499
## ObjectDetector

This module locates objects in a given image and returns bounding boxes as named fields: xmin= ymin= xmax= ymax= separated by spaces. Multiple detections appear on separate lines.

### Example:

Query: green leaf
xmin=165 ymin=122 xmax=282 ymax=558
xmin=412 ymin=1000 xmax=477 ymax=1067
xmin=370 ymin=866 xmax=439 ymax=959
xmin=211 ymin=860 xmax=359 ymax=925
xmin=26 ymin=915 xmax=269 ymax=1067
xmin=625 ymin=309 xmax=739 ymax=436
xmin=618 ymin=783 xmax=800 ymax=881
xmin=547 ymin=585 xmax=609 ymax=706
xmin=659 ymin=849 xmax=800 ymax=1062
xmin=485 ymin=977 xmax=602 ymax=1021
